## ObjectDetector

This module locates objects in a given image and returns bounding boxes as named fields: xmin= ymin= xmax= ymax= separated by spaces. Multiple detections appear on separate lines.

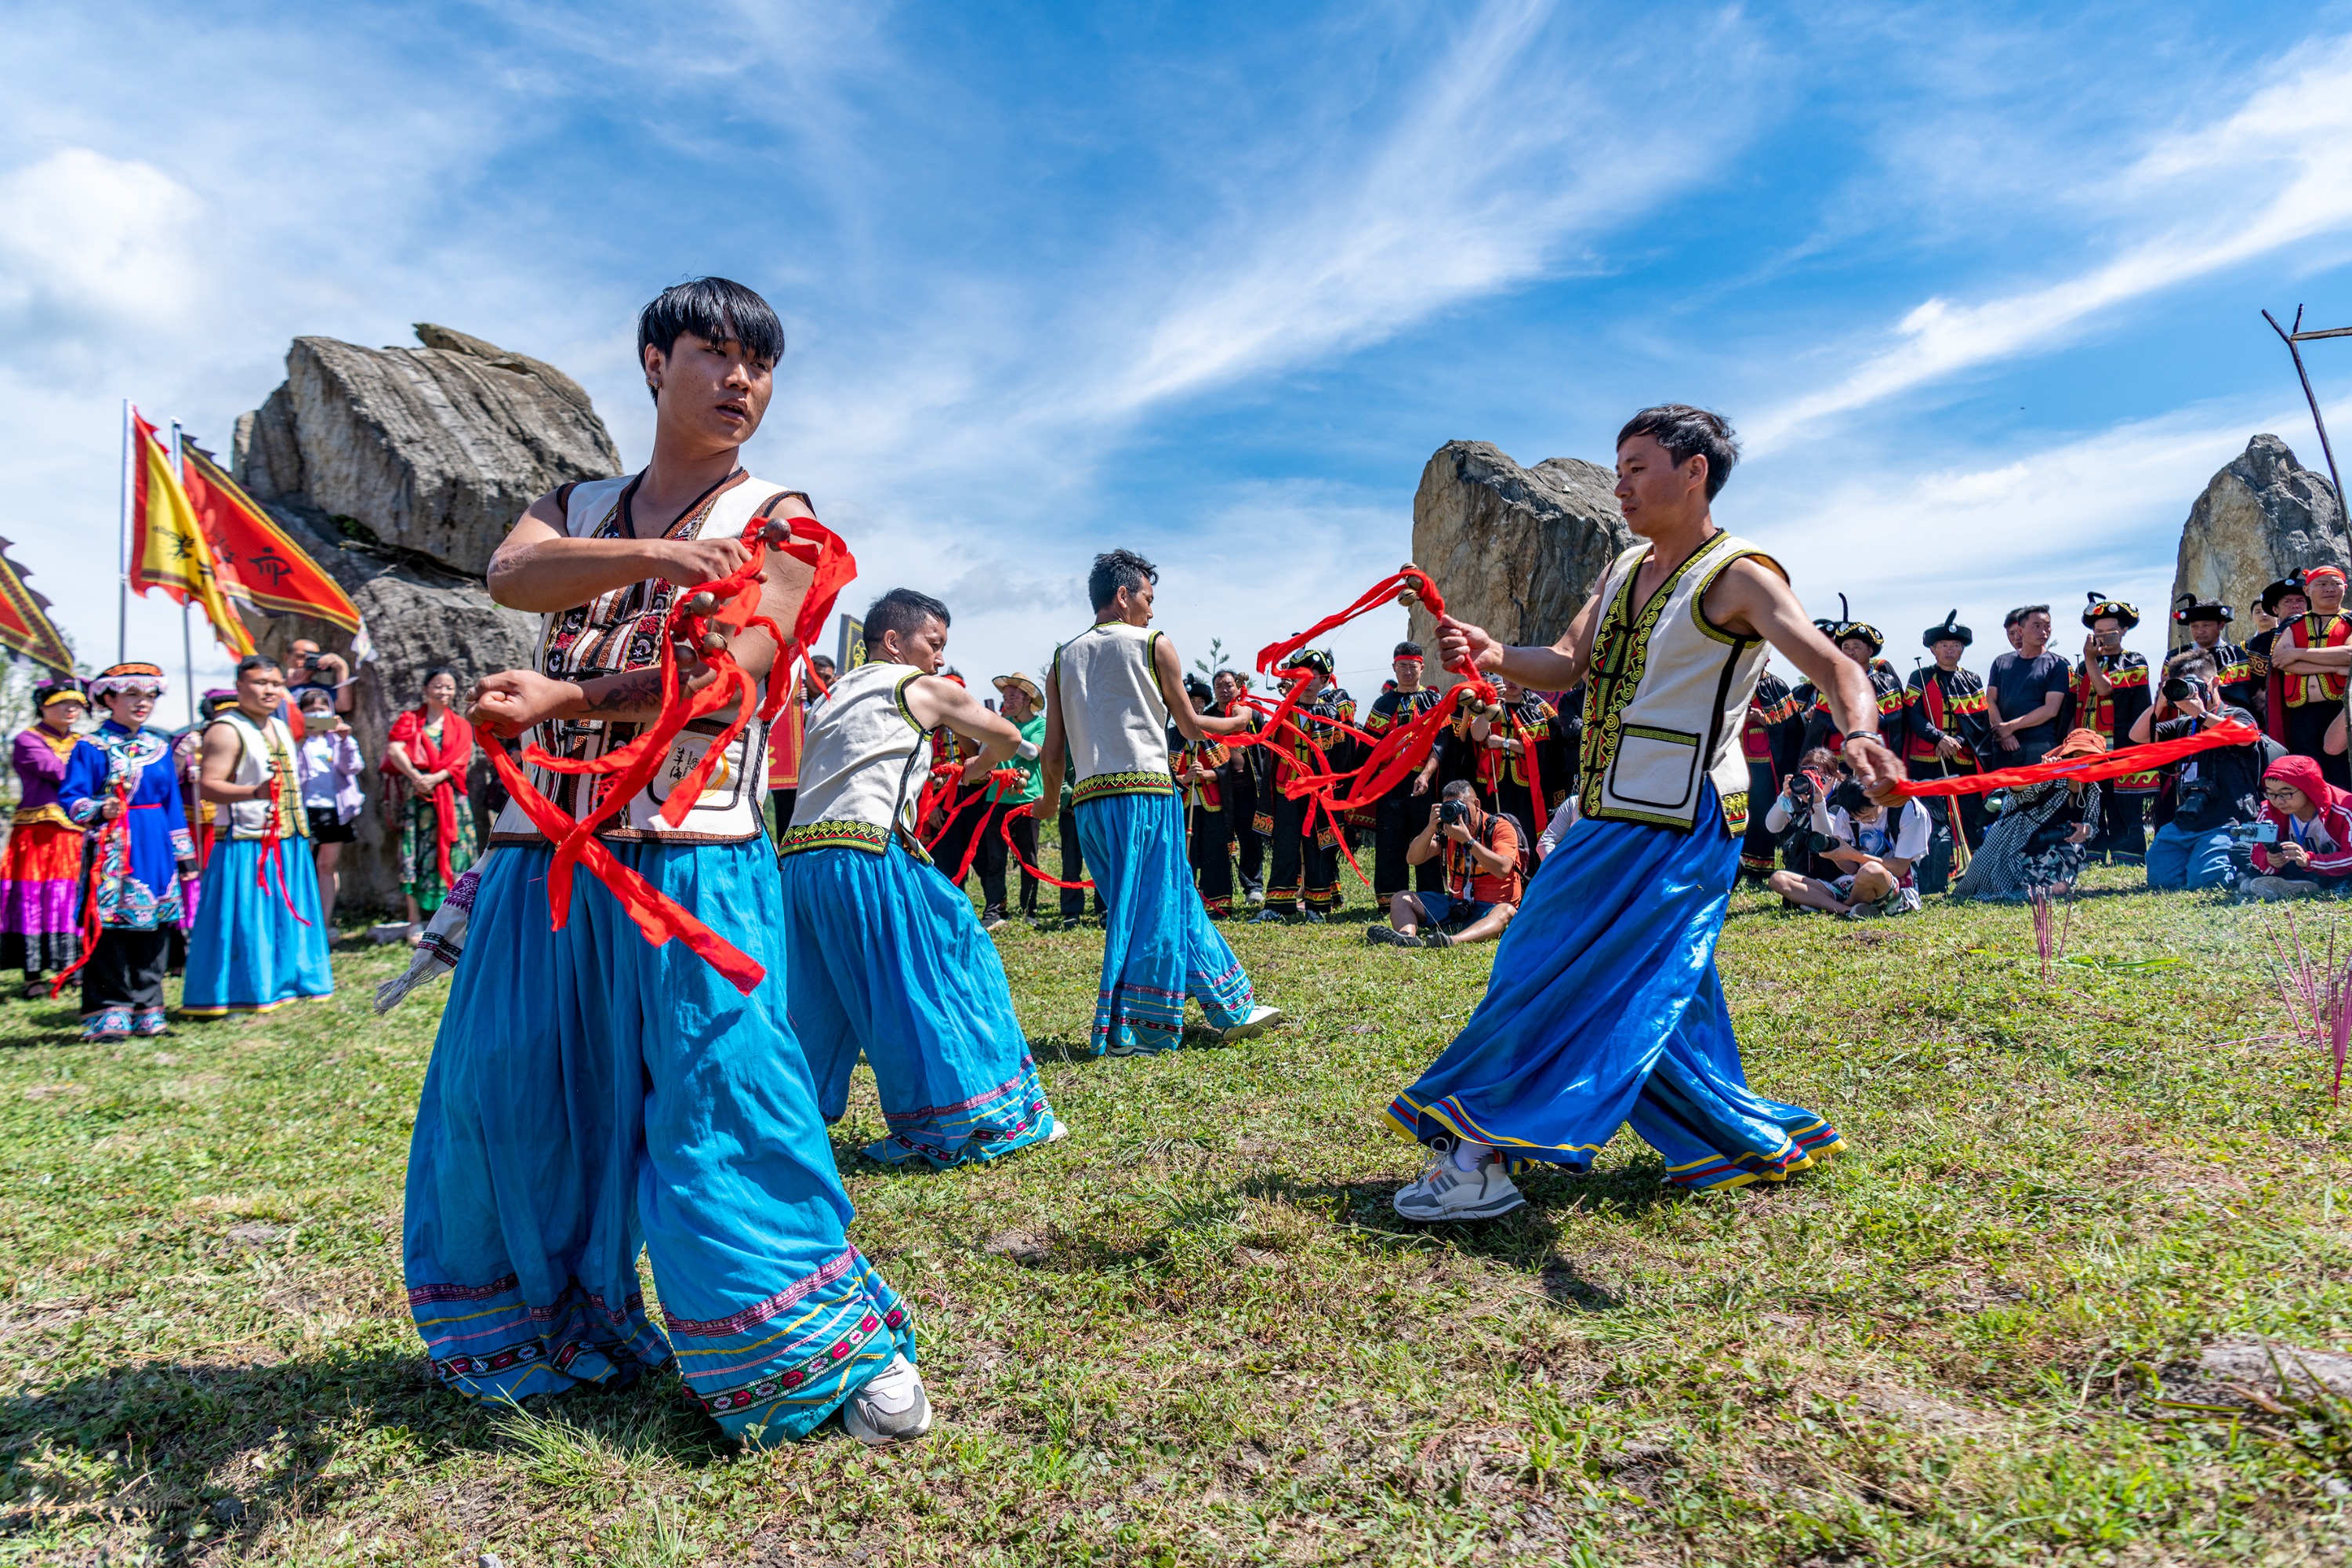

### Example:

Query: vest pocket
xmin=1607 ymin=724 xmax=1700 ymax=811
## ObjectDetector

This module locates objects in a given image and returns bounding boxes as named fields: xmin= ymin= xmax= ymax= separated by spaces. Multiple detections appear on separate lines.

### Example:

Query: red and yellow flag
xmin=178 ymin=439 xmax=361 ymax=633
xmin=0 ymin=539 xmax=74 ymax=674
xmin=126 ymin=409 xmax=254 ymax=655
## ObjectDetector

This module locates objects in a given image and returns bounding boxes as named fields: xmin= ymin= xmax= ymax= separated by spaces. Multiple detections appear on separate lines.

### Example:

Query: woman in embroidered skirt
xmin=2 ymin=682 xmax=96 ymax=997
xmin=779 ymin=589 xmax=1061 ymax=1170
xmin=385 ymin=668 xmax=477 ymax=935
xmin=59 ymin=665 xmax=196 ymax=1040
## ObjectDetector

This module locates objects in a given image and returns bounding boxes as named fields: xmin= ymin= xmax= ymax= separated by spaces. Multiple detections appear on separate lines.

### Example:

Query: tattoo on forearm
xmin=587 ymin=669 xmax=666 ymax=713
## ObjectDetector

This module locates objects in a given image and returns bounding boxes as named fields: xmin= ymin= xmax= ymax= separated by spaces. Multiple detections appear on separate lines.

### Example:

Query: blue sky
xmin=4 ymin=0 xmax=2350 ymax=707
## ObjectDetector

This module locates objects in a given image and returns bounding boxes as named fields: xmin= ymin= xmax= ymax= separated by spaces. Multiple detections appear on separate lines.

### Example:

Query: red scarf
xmin=387 ymin=706 xmax=474 ymax=887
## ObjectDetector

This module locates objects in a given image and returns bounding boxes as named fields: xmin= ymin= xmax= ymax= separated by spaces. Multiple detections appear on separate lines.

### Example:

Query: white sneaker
xmin=1392 ymin=1149 xmax=1524 ymax=1222
xmin=842 ymin=1353 xmax=932 ymax=1444
xmin=1217 ymin=1004 xmax=1284 ymax=1044
xmin=1046 ymin=1117 xmax=1070 ymax=1142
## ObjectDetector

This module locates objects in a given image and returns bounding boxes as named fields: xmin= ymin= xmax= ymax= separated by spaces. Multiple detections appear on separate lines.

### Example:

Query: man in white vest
xmin=1386 ymin=405 xmax=1899 ymax=1221
xmin=1038 ymin=550 xmax=1283 ymax=1055
xmin=404 ymin=278 xmax=926 ymax=1449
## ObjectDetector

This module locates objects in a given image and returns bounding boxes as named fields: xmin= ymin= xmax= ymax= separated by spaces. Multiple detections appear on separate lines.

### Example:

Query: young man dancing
xmin=404 ymin=278 xmax=926 ymax=1447
xmin=1388 ymin=405 xmax=1893 ymax=1221
xmin=779 ymin=587 xmax=1061 ymax=1169
xmin=1038 ymin=550 xmax=1282 ymax=1055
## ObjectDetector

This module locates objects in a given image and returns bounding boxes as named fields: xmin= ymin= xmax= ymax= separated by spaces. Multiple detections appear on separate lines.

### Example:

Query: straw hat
xmin=992 ymin=671 xmax=1042 ymax=706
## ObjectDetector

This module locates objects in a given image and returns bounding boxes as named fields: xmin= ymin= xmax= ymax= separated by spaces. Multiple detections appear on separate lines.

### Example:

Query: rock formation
xmin=1406 ymin=441 xmax=1632 ymax=658
xmin=229 ymin=325 xmax=623 ymax=913
xmin=2169 ymin=434 xmax=2346 ymax=640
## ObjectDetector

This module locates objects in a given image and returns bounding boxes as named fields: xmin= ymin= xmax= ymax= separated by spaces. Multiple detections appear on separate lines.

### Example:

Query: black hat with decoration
xmin=2080 ymin=592 xmax=2140 ymax=630
xmin=1922 ymin=610 xmax=1973 ymax=649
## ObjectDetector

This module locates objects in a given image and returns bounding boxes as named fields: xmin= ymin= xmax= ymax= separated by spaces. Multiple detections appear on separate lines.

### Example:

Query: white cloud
xmin=1747 ymin=33 xmax=2352 ymax=451
xmin=0 ymin=149 xmax=205 ymax=333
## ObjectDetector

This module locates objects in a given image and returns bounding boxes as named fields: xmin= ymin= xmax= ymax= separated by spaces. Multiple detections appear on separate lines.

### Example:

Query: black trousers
xmin=84 ymin=926 xmax=169 ymax=1014
xmin=1267 ymin=794 xmax=1339 ymax=912
xmin=768 ymin=787 xmax=797 ymax=847
xmin=1374 ymin=787 xmax=1442 ymax=898
xmin=2284 ymin=702 xmax=2352 ymax=789
xmin=1189 ymin=804 xmax=1235 ymax=913
xmin=1 ymin=928 xmax=79 ymax=984
xmin=1056 ymin=802 xmax=1102 ymax=918
xmin=1741 ymin=761 xmax=1780 ymax=877
xmin=978 ymin=802 xmax=1039 ymax=916
xmin=2090 ymin=789 xmax=2147 ymax=858
xmin=1228 ymin=773 xmax=1265 ymax=894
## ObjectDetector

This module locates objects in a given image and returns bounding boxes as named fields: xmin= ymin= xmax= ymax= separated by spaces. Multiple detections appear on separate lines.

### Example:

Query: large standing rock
xmin=1406 ymin=441 xmax=1633 ymax=658
xmin=2169 ymin=435 xmax=2346 ymax=638
xmin=227 ymin=325 xmax=622 ymax=915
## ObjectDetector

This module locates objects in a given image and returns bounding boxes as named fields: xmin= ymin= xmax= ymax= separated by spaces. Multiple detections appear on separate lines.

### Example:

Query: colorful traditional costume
xmin=1213 ymin=696 xmax=1268 ymax=902
xmin=1 ymin=688 xmax=96 ymax=989
xmin=59 ymin=673 xmax=195 ymax=1036
xmin=1905 ymin=612 xmax=1994 ymax=876
xmin=1365 ymin=683 xmax=1443 ymax=898
xmin=183 ymin=706 xmax=332 ymax=1014
xmin=2073 ymin=595 xmax=2154 ymax=856
xmin=2252 ymin=574 xmax=2352 ymax=788
xmin=778 ymin=660 xmax=1057 ymax=1167
xmin=1388 ymin=532 xmax=1842 ymax=1189
xmin=1174 ymin=731 xmax=1238 ymax=916
xmin=387 ymin=705 xmax=478 ymax=914
xmin=2175 ymin=597 xmax=2259 ymax=720
xmin=1255 ymin=654 xmax=1354 ymax=917
xmin=1737 ymin=672 xmax=1803 ymax=880
xmin=1481 ymin=690 xmax=1569 ymax=862
xmin=1054 ymin=619 xmax=1258 ymax=1054
xmin=404 ymin=472 xmax=911 ymax=1444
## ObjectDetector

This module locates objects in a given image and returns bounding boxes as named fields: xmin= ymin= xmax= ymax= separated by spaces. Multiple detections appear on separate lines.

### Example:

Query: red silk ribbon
xmin=49 ymin=776 xmax=132 ymax=1000
xmin=1889 ymin=720 xmax=2262 ymax=797
xmin=997 ymin=801 xmax=1093 ymax=892
xmin=256 ymin=776 xmax=313 ymax=927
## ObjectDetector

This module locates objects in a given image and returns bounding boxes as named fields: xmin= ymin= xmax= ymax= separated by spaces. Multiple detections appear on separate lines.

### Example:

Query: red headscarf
xmin=2264 ymin=753 xmax=2352 ymax=814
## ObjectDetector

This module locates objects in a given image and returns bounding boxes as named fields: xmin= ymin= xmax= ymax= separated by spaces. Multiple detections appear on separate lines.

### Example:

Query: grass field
xmin=2 ymin=864 xmax=2350 ymax=1566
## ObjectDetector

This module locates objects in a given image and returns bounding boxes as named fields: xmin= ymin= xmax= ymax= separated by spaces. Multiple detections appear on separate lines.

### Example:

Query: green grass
xmin=3 ymin=866 xmax=2351 ymax=1564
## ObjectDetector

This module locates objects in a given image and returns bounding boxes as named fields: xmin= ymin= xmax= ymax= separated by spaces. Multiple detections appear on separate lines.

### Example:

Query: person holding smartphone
xmin=2246 ymin=753 xmax=2352 ymax=899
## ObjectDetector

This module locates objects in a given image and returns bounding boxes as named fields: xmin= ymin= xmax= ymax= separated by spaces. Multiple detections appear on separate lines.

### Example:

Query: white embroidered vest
xmin=1054 ymin=621 xmax=1173 ymax=804
xmin=782 ymin=662 xmax=927 ymax=854
xmin=489 ymin=473 xmax=782 ymax=845
xmin=211 ymin=710 xmax=307 ymax=840
xmin=1577 ymin=531 xmax=1780 ymax=834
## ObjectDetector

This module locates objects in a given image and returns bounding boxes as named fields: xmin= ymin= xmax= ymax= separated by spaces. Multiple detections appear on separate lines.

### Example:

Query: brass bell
xmin=700 ymin=630 xmax=729 ymax=656
xmin=1397 ymin=587 xmax=1419 ymax=608
xmin=760 ymin=518 xmax=793 ymax=546
xmin=687 ymin=590 xmax=719 ymax=615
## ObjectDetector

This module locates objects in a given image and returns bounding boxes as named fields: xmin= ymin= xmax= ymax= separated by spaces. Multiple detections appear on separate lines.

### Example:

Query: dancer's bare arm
xmin=1435 ymin=588 xmax=1601 ymax=692
xmin=1038 ymin=668 xmax=1069 ymax=808
xmin=906 ymin=675 xmax=1025 ymax=783
xmin=1703 ymin=559 xmax=1901 ymax=795
xmin=487 ymin=488 xmax=795 ymax=614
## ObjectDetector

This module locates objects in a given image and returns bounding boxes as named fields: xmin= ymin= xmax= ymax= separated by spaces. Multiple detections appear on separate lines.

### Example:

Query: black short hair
xmin=1615 ymin=405 xmax=1740 ymax=499
xmin=1183 ymin=676 xmax=1213 ymax=705
xmin=1088 ymin=550 xmax=1159 ymax=612
xmin=637 ymin=278 xmax=786 ymax=401
xmin=2018 ymin=603 xmax=2050 ymax=621
xmin=235 ymin=653 xmax=281 ymax=681
xmin=2002 ymin=607 xmax=2026 ymax=629
xmin=2168 ymin=650 xmax=2217 ymax=681
xmin=421 ymin=666 xmax=459 ymax=689
xmin=811 ymin=654 xmax=837 ymax=671
xmin=864 ymin=588 xmax=949 ymax=652
xmin=1392 ymin=641 xmax=1425 ymax=659
xmin=1441 ymin=778 xmax=1478 ymax=801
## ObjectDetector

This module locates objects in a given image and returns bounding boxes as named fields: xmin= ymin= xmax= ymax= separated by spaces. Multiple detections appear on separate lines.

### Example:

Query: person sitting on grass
xmin=2130 ymin=650 xmax=2274 ymax=893
xmin=1367 ymin=780 xmax=1520 ymax=949
xmin=1764 ymin=777 xmax=1930 ymax=917
xmin=2245 ymin=754 xmax=2352 ymax=900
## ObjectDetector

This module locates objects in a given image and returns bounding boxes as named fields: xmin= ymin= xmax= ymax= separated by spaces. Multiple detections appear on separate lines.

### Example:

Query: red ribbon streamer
xmin=488 ymin=502 xmax=856 ymax=995
xmin=256 ymin=776 xmax=312 ymax=927
xmin=1890 ymin=720 xmax=2263 ymax=797
xmin=997 ymin=801 xmax=1094 ymax=892
xmin=49 ymin=777 xmax=132 ymax=1000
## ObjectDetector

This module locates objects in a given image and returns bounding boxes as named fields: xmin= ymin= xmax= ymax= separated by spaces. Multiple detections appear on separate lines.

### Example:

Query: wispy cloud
xmin=1747 ymin=32 xmax=2352 ymax=450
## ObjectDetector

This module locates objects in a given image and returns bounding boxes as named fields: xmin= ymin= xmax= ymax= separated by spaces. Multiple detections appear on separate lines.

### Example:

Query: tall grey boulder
xmin=2170 ymin=435 xmax=2346 ymax=641
xmin=1406 ymin=441 xmax=1633 ymax=659
xmin=227 ymin=325 xmax=622 ymax=914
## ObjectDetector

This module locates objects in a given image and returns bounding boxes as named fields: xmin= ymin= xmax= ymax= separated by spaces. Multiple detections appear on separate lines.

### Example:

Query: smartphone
xmin=2256 ymin=821 xmax=2281 ymax=845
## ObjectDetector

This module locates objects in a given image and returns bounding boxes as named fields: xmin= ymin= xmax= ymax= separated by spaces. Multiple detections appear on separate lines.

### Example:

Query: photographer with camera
xmin=2127 ymin=650 xmax=2275 ymax=891
xmin=1764 ymin=775 xmax=1932 ymax=917
xmin=1763 ymin=747 xmax=1846 ymax=881
xmin=2243 ymin=754 xmax=2352 ymax=900
xmin=284 ymin=639 xmax=354 ymax=727
xmin=1367 ymin=780 xmax=1520 ymax=949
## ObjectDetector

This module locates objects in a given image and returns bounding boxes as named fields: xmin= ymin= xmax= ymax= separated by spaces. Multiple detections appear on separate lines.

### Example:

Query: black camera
xmin=1439 ymin=799 xmax=1468 ymax=828
xmin=1788 ymin=771 xmax=1817 ymax=800
xmin=2161 ymin=677 xmax=2193 ymax=702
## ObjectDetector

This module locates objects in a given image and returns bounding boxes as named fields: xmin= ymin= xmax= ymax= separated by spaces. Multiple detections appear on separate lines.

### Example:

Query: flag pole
xmin=169 ymin=423 xmax=196 ymax=726
xmin=117 ymin=398 xmax=132 ymax=664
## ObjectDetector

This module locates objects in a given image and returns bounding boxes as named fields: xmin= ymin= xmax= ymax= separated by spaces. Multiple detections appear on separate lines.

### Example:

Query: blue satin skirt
xmin=779 ymin=842 xmax=1055 ymax=1168
xmin=181 ymin=837 xmax=333 ymax=1014
xmin=402 ymin=840 xmax=913 ymax=1444
xmin=1074 ymin=790 xmax=1254 ymax=1054
xmin=1388 ymin=786 xmax=1842 ymax=1189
